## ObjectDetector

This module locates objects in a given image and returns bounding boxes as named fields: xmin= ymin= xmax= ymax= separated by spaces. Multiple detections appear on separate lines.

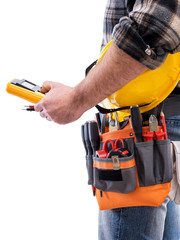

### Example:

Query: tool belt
xmin=81 ymin=106 xmax=173 ymax=210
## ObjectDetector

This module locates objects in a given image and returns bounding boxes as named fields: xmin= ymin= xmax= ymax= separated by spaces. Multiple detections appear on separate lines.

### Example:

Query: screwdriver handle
xmin=84 ymin=122 xmax=96 ymax=194
xmin=81 ymin=124 xmax=88 ymax=155
xmin=130 ymin=106 xmax=143 ymax=142
xmin=95 ymin=113 xmax=102 ymax=133
xmin=88 ymin=121 xmax=100 ymax=156
xmin=84 ymin=122 xmax=93 ymax=156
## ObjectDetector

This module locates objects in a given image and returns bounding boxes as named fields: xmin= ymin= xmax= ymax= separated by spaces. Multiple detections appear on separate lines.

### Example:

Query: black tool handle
xmin=95 ymin=113 xmax=101 ymax=134
xmin=81 ymin=124 xmax=88 ymax=155
xmin=84 ymin=122 xmax=93 ymax=156
xmin=130 ymin=106 xmax=143 ymax=142
xmin=88 ymin=121 xmax=100 ymax=156
xmin=84 ymin=122 xmax=94 ymax=188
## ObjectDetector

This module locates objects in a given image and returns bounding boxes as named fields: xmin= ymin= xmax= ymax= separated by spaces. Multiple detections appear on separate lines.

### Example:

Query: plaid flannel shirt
xmin=101 ymin=0 xmax=180 ymax=70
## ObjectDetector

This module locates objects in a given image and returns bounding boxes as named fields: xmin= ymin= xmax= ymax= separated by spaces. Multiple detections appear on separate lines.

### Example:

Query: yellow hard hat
xmin=97 ymin=40 xmax=180 ymax=122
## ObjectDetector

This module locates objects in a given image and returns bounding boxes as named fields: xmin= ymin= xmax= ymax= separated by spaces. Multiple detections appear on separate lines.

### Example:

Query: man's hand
xmin=34 ymin=81 xmax=85 ymax=124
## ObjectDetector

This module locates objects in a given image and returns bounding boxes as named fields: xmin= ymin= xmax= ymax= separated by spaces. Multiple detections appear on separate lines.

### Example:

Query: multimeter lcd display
xmin=9 ymin=79 xmax=42 ymax=92
xmin=7 ymin=79 xmax=44 ymax=104
xmin=21 ymin=81 xmax=36 ymax=90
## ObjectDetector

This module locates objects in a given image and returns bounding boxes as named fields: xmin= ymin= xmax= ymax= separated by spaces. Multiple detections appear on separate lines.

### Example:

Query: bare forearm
xmin=35 ymin=43 xmax=148 ymax=124
xmin=73 ymin=43 xmax=147 ymax=111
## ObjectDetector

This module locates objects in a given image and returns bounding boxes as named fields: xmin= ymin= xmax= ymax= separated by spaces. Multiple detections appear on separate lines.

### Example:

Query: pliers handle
xmin=142 ymin=130 xmax=166 ymax=141
xmin=104 ymin=138 xmax=124 ymax=153
xmin=142 ymin=131 xmax=154 ymax=141
xmin=96 ymin=138 xmax=124 ymax=158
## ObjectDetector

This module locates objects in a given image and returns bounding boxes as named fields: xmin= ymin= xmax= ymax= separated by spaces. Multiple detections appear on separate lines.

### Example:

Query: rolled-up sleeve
xmin=112 ymin=0 xmax=180 ymax=70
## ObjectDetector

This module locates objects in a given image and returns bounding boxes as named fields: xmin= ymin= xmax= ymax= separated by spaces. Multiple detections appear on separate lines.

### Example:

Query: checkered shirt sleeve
xmin=101 ymin=0 xmax=180 ymax=69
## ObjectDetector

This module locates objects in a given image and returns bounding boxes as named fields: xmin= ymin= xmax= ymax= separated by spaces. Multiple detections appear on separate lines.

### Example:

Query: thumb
xmin=41 ymin=81 xmax=53 ymax=93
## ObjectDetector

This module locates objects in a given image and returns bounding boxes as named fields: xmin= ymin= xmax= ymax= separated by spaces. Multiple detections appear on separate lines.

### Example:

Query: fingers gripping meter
xmin=6 ymin=79 xmax=45 ymax=103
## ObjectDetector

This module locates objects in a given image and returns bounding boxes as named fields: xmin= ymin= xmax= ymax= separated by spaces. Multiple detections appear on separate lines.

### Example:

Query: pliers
xmin=142 ymin=114 xmax=167 ymax=141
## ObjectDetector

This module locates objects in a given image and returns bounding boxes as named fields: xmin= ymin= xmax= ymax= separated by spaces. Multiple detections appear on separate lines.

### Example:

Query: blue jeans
xmin=98 ymin=115 xmax=180 ymax=240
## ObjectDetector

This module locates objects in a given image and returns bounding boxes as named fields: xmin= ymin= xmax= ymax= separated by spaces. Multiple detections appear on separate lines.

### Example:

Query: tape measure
xmin=6 ymin=79 xmax=44 ymax=103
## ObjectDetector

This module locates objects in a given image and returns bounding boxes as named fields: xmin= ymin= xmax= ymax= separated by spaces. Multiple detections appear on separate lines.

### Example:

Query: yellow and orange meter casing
xmin=6 ymin=79 xmax=45 ymax=104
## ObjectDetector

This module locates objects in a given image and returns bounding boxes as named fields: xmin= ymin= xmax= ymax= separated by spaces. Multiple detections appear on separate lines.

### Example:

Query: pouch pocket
xmin=135 ymin=140 xmax=173 ymax=187
xmin=154 ymin=140 xmax=173 ymax=184
xmin=93 ymin=155 xmax=137 ymax=193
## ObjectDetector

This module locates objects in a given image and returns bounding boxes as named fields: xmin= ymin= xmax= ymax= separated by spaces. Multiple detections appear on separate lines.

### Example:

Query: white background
xmin=0 ymin=0 xmax=107 ymax=239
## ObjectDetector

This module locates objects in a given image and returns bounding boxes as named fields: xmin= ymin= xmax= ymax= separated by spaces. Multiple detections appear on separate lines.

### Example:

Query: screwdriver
xmin=81 ymin=124 xmax=88 ymax=156
xmin=88 ymin=121 xmax=100 ymax=197
xmin=84 ymin=122 xmax=96 ymax=196
xmin=95 ymin=113 xmax=102 ymax=134
xmin=84 ymin=122 xmax=93 ymax=156
xmin=82 ymin=123 xmax=95 ymax=195
xmin=88 ymin=121 xmax=100 ymax=156
xmin=130 ymin=105 xmax=143 ymax=142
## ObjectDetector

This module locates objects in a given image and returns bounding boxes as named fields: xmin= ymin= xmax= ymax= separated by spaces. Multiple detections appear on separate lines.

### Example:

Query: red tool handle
xmin=142 ymin=131 xmax=154 ymax=141
xmin=154 ymin=130 xmax=165 ymax=140
xmin=96 ymin=139 xmax=115 ymax=158
xmin=115 ymin=138 xmax=124 ymax=148
xmin=103 ymin=140 xmax=115 ymax=153
xmin=96 ymin=149 xmax=107 ymax=158
xmin=160 ymin=113 xmax=168 ymax=140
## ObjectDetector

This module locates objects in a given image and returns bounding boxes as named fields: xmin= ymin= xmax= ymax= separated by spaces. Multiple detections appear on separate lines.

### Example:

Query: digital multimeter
xmin=6 ymin=79 xmax=45 ymax=103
